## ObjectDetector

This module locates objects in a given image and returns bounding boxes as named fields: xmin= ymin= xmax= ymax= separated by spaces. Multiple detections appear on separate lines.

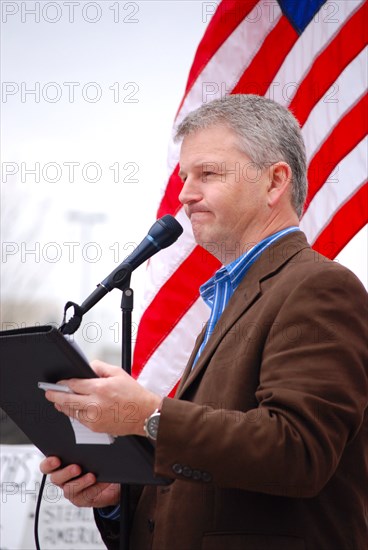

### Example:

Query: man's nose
xmin=178 ymin=176 xmax=202 ymax=206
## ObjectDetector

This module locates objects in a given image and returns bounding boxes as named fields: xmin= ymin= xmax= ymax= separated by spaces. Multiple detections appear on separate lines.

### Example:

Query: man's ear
xmin=266 ymin=162 xmax=293 ymax=208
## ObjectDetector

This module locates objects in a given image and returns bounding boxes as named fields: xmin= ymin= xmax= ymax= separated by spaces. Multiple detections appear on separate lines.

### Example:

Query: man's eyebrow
xmin=178 ymin=161 xmax=222 ymax=179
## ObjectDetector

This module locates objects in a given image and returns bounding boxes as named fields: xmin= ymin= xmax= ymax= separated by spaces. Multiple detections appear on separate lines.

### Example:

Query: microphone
xmin=80 ymin=214 xmax=183 ymax=315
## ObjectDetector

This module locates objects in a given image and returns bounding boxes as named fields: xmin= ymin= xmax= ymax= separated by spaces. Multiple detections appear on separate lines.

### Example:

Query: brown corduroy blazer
xmin=96 ymin=231 xmax=368 ymax=550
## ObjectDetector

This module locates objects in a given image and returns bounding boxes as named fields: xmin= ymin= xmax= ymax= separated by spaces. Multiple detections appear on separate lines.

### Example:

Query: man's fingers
xmin=62 ymin=473 xmax=97 ymax=505
xmin=40 ymin=456 xmax=61 ymax=475
xmin=49 ymin=464 xmax=82 ymax=487
xmin=45 ymin=389 xmax=88 ymax=412
xmin=41 ymin=460 xmax=108 ymax=508
xmin=90 ymin=360 xmax=123 ymax=378
xmin=57 ymin=378 xmax=94 ymax=394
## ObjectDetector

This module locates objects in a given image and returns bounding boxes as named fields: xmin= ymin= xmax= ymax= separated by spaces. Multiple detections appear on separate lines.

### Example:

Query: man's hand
xmin=44 ymin=360 xmax=161 ymax=436
xmin=40 ymin=456 xmax=120 ymax=508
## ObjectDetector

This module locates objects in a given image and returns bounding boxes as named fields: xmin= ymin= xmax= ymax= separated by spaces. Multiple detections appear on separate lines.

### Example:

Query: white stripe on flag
xmin=302 ymin=47 xmax=367 ymax=162
xmin=139 ymin=208 xmax=194 ymax=314
xmin=301 ymin=136 xmax=367 ymax=242
xmin=137 ymin=297 xmax=209 ymax=395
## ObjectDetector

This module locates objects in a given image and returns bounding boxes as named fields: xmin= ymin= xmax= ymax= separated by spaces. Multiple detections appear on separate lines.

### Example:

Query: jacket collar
xmin=176 ymin=231 xmax=310 ymax=398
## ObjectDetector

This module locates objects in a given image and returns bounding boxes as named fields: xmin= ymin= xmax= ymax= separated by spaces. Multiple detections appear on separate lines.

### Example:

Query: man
xmin=41 ymin=95 xmax=368 ymax=549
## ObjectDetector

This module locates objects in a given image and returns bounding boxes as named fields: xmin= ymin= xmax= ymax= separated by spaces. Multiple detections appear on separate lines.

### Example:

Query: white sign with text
xmin=0 ymin=445 xmax=105 ymax=549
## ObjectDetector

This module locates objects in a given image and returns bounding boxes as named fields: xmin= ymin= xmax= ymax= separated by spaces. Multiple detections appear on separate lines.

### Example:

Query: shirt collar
xmin=200 ymin=226 xmax=300 ymax=302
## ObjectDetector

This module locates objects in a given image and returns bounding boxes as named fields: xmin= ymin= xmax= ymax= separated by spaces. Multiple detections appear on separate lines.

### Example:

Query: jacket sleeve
xmin=153 ymin=266 xmax=368 ymax=497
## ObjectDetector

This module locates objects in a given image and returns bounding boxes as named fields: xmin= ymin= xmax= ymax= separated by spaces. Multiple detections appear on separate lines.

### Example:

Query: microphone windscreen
xmin=149 ymin=215 xmax=183 ymax=249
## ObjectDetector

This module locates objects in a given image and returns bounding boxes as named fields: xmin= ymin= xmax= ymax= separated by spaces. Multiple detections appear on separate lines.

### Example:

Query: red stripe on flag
xmin=157 ymin=164 xmax=183 ymax=218
xmin=180 ymin=0 xmax=259 ymax=107
xmin=312 ymin=183 xmax=368 ymax=259
xmin=168 ymin=380 xmax=180 ymax=398
xmin=133 ymin=247 xmax=220 ymax=375
xmin=305 ymin=93 xmax=368 ymax=212
xmin=290 ymin=2 xmax=367 ymax=126
xmin=232 ymin=16 xmax=298 ymax=95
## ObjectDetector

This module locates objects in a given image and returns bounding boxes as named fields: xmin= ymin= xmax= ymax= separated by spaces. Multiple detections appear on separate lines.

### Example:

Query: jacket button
xmin=201 ymin=471 xmax=212 ymax=483
xmin=172 ymin=463 xmax=183 ymax=475
xmin=192 ymin=469 xmax=201 ymax=480
xmin=147 ymin=519 xmax=155 ymax=533
xmin=182 ymin=466 xmax=192 ymax=478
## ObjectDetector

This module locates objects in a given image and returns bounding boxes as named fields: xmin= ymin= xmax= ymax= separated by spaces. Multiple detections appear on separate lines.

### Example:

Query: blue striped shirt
xmin=192 ymin=226 xmax=300 ymax=368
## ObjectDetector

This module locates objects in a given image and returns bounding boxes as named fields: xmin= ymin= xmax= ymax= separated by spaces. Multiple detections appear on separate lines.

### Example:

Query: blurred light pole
xmin=67 ymin=210 xmax=107 ymax=301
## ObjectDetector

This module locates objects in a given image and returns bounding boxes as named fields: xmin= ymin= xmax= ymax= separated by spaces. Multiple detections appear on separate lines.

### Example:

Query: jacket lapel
xmin=176 ymin=231 xmax=310 ymax=399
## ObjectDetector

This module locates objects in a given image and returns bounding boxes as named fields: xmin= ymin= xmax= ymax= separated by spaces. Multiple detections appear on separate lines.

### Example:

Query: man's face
xmin=178 ymin=125 xmax=271 ymax=261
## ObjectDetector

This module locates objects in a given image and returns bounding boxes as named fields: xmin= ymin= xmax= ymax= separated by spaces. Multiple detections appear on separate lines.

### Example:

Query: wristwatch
xmin=144 ymin=408 xmax=161 ymax=441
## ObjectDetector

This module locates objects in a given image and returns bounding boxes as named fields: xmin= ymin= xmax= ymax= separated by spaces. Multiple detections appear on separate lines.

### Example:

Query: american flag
xmin=132 ymin=0 xmax=367 ymax=396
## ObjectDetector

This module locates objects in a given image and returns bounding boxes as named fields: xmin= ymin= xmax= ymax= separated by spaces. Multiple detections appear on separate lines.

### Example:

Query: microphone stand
xmin=119 ymin=274 xmax=134 ymax=550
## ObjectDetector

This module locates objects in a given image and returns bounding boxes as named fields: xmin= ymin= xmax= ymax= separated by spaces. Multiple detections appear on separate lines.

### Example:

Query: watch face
xmin=147 ymin=414 xmax=160 ymax=439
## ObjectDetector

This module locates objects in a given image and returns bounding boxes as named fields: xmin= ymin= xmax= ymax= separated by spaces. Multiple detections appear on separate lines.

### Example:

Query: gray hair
xmin=175 ymin=94 xmax=307 ymax=218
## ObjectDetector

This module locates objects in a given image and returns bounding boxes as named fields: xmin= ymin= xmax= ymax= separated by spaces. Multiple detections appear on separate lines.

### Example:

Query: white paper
xmin=69 ymin=417 xmax=115 ymax=445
